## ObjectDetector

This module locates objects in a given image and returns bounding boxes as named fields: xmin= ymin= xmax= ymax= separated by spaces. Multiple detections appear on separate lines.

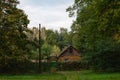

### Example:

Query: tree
xmin=45 ymin=29 xmax=57 ymax=46
xmin=51 ymin=45 xmax=60 ymax=56
xmin=57 ymin=28 xmax=71 ymax=50
xmin=0 ymin=0 xmax=30 ymax=73
xmin=41 ymin=43 xmax=52 ymax=59
xmin=67 ymin=0 xmax=120 ymax=72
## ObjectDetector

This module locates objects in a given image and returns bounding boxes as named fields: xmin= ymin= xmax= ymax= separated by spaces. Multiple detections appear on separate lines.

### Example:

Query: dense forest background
xmin=0 ymin=0 xmax=120 ymax=73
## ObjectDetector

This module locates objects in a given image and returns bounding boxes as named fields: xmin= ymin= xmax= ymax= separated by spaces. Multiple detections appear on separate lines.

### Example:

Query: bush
xmin=41 ymin=62 xmax=82 ymax=72
xmin=41 ymin=62 xmax=58 ymax=73
xmin=85 ymin=40 xmax=120 ymax=72
xmin=0 ymin=59 xmax=38 ymax=74
xmin=57 ymin=62 xmax=82 ymax=71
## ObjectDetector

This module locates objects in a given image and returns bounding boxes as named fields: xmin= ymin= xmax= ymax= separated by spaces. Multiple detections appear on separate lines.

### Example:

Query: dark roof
xmin=58 ymin=45 xmax=80 ymax=58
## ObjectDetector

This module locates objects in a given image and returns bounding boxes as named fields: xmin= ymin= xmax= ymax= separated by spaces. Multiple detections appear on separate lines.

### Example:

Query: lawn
xmin=0 ymin=71 xmax=120 ymax=80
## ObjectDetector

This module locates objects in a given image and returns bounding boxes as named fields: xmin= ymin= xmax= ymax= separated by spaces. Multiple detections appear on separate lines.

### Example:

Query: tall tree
xmin=67 ymin=0 xmax=120 ymax=72
xmin=0 ymin=0 xmax=30 ymax=72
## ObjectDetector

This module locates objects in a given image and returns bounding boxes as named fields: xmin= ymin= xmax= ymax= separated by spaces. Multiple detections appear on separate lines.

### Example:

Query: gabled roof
xmin=58 ymin=45 xmax=80 ymax=58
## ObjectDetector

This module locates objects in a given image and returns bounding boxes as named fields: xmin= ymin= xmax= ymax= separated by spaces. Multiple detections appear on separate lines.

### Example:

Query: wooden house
xmin=57 ymin=46 xmax=81 ymax=62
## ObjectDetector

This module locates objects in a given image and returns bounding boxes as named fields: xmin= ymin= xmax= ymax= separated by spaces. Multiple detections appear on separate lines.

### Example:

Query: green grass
xmin=0 ymin=71 xmax=120 ymax=80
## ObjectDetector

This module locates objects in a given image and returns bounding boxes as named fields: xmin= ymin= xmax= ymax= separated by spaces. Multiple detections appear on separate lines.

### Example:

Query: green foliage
xmin=52 ymin=45 xmax=60 ymax=56
xmin=92 ymin=40 xmax=120 ymax=72
xmin=41 ymin=43 xmax=52 ymax=59
xmin=41 ymin=62 xmax=58 ymax=72
xmin=45 ymin=29 xmax=58 ymax=45
xmin=57 ymin=28 xmax=72 ymax=50
xmin=67 ymin=0 xmax=120 ymax=72
xmin=0 ymin=0 xmax=32 ymax=73
xmin=45 ymin=28 xmax=71 ymax=50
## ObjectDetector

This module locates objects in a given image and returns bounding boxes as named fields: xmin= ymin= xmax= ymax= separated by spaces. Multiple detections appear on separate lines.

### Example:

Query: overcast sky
xmin=18 ymin=0 xmax=75 ymax=31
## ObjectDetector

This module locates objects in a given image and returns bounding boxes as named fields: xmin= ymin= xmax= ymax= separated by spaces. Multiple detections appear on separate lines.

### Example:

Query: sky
xmin=18 ymin=0 xmax=75 ymax=31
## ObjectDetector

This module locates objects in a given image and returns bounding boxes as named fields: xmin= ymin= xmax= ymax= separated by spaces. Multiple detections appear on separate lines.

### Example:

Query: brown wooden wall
xmin=58 ymin=55 xmax=81 ymax=62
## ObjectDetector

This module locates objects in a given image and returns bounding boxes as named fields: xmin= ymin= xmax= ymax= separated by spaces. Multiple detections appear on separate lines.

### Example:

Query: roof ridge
xmin=58 ymin=46 xmax=75 ymax=57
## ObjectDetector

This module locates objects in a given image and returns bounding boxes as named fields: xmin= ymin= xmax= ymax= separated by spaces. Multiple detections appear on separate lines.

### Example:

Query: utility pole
xmin=39 ymin=24 xmax=42 ymax=73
